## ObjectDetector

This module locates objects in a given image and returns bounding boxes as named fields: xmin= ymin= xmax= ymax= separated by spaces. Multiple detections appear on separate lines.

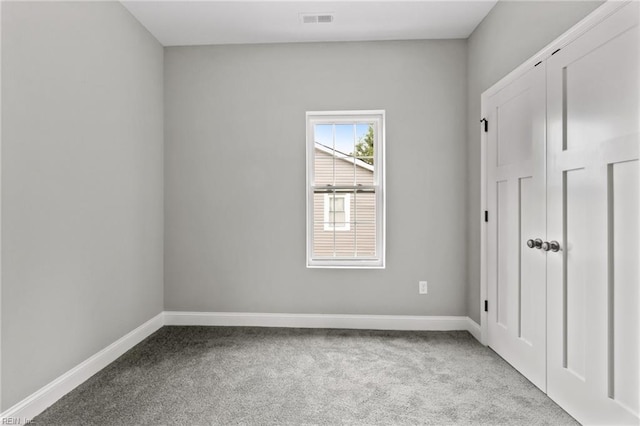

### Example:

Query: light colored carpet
xmin=34 ymin=327 xmax=577 ymax=425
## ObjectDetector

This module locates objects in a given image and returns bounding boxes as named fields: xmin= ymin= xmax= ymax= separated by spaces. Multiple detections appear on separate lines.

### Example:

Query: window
xmin=324 ymin=194 xmax=350 ymax=231
xmin=306 ymin=111 xmax=385 ymax=268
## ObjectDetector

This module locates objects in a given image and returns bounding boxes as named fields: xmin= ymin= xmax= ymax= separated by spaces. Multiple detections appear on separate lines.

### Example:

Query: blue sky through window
xmin=314 ymin=123 xmax=372 ymax=157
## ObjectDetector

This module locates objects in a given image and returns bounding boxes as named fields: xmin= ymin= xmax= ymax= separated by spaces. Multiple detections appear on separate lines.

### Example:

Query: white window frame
xmin=324 ymin=193 xmax=351 ymax=231
xmin=306 ymin=110 xmax=386 ymax=269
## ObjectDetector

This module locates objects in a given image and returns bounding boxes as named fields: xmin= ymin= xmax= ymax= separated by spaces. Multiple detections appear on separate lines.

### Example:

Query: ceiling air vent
xmin=301 ymin=13 xmax=334 ymax=24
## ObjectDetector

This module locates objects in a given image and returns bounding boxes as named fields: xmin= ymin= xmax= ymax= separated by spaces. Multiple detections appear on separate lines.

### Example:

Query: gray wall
xmin=164 ymin=40 xmax=468 ymax=316
xmin=465 ymin=1 xmax=603 ymax=323
xmin=1 ymin=1 xmax=164 ymax=409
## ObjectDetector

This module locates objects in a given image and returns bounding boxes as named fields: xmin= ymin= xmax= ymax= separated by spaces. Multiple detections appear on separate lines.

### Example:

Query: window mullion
xmin=331 ymin=124 xmax=336 ymax=187
xmin=354 ymin=189 xmax=358 ymax=257
xmin=352 ymin=124 xmax=357 ymax=258
xmin=332 ymin=124 xmax=336 ymax=258
xmin=332 ymin=189 xmax=336 ymax=258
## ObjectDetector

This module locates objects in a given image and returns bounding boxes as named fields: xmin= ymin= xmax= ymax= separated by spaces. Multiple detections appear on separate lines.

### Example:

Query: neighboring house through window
xmin=306 ymin=110 xmax=385 ymax=268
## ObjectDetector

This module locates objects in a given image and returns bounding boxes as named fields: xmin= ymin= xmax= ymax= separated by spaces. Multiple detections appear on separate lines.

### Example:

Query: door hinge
xmin=484 ymin=300 xmax=488 ymax=312
xmin=480 ymin=118 xmax=488 ymax=132
xmin=484 ymin=210 xmax=489 ymax=222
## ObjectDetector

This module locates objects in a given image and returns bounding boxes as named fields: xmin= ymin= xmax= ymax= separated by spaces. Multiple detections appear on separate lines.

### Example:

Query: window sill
xmin=307 ymin=260 xmax=385 ymax=269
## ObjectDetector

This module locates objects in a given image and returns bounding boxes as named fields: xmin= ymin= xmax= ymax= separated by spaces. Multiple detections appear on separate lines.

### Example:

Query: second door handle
xmin=542 ymin=240 xmax=561 ymax=252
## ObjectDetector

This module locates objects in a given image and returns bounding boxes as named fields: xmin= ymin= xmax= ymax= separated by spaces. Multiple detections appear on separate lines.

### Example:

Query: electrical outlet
xmin=419 ymin=281 xmax=428 ymax=294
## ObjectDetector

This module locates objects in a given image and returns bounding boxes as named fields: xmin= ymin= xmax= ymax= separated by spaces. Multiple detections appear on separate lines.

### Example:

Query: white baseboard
xmin=1 ymin=311 xmax=482 ymax=423
xmin=164 ymin=311 xmax=482 ymax=337
xmin=0 ymin=312 xmax=164 ymax=423
xmin=465 ymin=317 xmax=482 ymax=343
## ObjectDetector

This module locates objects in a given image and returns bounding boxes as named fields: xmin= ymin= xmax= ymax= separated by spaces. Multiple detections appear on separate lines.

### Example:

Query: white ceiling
xmin=121 ymin=1 xmax=498 ymax=47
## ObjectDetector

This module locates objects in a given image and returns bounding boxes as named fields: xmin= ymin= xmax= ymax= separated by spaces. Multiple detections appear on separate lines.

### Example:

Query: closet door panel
xmin=546 ymin=2 xmax=639 ymax=424
xmin=485 ymin=63 xmax=547 ymax=392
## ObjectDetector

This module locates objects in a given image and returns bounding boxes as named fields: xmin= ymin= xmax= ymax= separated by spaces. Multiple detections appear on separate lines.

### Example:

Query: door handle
xmin=526 ymin=238 xmax=543 ymax=249
xmin=541 ymin=241 xmax=561 ymax=252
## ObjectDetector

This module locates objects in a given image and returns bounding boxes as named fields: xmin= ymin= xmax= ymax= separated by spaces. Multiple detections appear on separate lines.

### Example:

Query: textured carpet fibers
xmin=35 ymin=327 xmax=577 ymax=425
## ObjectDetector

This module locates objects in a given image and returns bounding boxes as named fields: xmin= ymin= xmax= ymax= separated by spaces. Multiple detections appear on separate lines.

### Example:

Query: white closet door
xmin=546 ymin=2 xmax=639 ymax=424
xmin=485 ymin=64 xmax=547 ymax=391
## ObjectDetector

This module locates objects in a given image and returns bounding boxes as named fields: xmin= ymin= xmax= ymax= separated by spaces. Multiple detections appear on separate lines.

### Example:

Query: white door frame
xmin=479 ymin=0 xmax=631 ymax=346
